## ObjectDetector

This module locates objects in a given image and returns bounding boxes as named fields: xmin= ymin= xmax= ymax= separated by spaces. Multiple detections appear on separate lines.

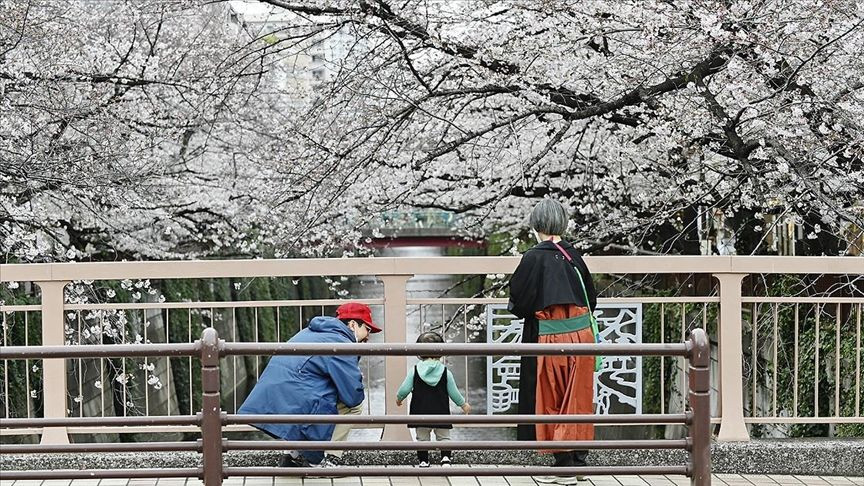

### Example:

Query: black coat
xmin=507 ymin=240 xmax=597 ymax=440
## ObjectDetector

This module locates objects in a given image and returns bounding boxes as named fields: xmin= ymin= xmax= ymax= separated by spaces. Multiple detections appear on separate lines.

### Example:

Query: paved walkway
xmin=2 ymin=475 xmax=863 ymax=486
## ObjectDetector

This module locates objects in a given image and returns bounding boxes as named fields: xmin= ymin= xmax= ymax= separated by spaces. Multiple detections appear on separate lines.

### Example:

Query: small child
xmin=396 ymin=331 xmax=471 ymax=467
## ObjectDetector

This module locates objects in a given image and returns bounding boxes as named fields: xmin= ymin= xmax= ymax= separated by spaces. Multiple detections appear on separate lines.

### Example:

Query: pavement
xmin=1 ymin=472 xmax=863 ymax=486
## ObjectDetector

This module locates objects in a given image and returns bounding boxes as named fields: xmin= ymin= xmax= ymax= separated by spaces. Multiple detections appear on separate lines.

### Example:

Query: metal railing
xmin=0 ymin=256 xmax=862 ymax=443
xmin=0 ymin=327 xmax=712 ymax=485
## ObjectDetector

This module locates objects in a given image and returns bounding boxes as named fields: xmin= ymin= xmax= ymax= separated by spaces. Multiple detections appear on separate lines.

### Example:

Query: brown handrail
xmin=0 ymin=341 xmax=689 ymax=359
xmin=221 ymin=439 xmax=691 ymax=451
xmin=221 ymin=341 xmax=691 ymax=356
xmin=225 ymin=413 xmax=692 ymax=425
xmin=0 ymin=327 xmax=712 ymax=486
xmin=1 ymin=416 xmax=201 ymax=428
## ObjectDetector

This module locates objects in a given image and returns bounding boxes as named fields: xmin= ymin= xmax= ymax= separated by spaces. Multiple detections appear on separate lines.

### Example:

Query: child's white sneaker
xmin=440 ymin=456 xmax=451 ymax=467
xmin=418 ymin=461 xmax=430 ymax=468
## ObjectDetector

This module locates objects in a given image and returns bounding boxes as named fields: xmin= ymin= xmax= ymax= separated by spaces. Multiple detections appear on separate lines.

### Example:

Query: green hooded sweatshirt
xmin=396 ymin=359 xmax=466 ymax=406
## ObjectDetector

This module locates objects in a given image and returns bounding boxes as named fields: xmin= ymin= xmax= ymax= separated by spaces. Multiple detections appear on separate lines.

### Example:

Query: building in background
xmin=225 ymin=0 xmax=353 ymax=100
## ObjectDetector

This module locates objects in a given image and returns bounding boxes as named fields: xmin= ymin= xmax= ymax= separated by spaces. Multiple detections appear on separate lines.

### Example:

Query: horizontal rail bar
xmin=0 ymin=296 xmax=721 ymax=312
xmin=742 ymin=417 xmax=864 ymax=424
xmin=0 ymin=342 xmax=688 ymax=359
xmin=3 ymin=255 xmax=862 ymax=282
xmin=406 ymin=297 xmax=720 ymax=305
xmin=0 ymin=416 xmax=200 ymax=428
xmin=0 ymin=343 xmax=200 ymax=359
xmin=0 ymin=421 xmax=694 ymax=436
xmin=225 ymin=413 xmax=691 ymax=425
xmin=0 ymin=442 xmax=201 ymax=454
xmin=0 ymin=305 xmax=41 ymax=312
xmin=741 ymin=297 xmax=864 ymax=303
xmin=225 ymin=465 xmax=691 ymax=477
xmin=222 ymin=439 xmax=690 ymax=451
xmin=221 ymin=342 xmax=691 ymax=357
xmin=0 ymin=469 xmax=201 ymax=480
xmin=62 ymin=299 xmax=384 ymax=310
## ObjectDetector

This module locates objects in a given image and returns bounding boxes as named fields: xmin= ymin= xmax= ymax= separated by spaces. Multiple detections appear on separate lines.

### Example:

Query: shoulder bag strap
xmin=550 ymin=240 xmax=593 ymax=313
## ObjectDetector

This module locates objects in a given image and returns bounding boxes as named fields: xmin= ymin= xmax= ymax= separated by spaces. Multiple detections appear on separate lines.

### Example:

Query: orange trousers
xmin=535 ymin=307 xmax=595 ymax=450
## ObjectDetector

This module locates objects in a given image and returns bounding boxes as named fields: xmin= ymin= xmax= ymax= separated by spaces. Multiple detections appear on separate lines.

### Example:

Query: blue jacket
xmin=238 ymin=316 xmax=365 ymax=458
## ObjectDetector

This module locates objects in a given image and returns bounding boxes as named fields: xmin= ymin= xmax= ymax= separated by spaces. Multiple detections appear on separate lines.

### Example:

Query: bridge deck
xmin=1 ymin=473 xmax=862 ymax=486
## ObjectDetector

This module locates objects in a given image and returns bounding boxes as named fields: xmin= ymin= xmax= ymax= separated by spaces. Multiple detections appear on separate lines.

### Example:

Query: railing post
xmin=713 ymin=273 xmax=750 ymax=441
xmin=688 ymin=328 xmax=712 ymax=485
xmin=199 ymin=327 xmax=223 ymax=486
xmin=379 ymin=274 xmax=413 ymax=441
xmin=34 ymin=281 xmax=71 ymax=445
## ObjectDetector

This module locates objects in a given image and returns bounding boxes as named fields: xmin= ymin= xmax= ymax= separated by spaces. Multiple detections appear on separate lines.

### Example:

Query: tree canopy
xmin=2 ymin=0 xmax=862 ymax=261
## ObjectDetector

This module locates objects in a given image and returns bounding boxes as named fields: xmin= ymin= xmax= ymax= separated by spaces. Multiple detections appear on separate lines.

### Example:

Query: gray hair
xmin=529 ymin=199 xmax=569 ymax=236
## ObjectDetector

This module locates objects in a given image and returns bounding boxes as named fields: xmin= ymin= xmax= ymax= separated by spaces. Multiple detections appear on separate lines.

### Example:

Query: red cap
xmin=336 ymin=302 xmax=382 ymax=333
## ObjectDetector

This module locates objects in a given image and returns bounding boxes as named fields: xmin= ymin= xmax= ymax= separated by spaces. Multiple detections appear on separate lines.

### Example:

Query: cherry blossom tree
xmin=2 ymin=0 xmax=863 ymax=262
xmin=258 ymin=0 xmax=864 ymax=256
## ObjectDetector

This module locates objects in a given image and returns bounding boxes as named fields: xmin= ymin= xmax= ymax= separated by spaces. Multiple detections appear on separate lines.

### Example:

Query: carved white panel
xmin=485 ymin=303 xmax=642 ymax=415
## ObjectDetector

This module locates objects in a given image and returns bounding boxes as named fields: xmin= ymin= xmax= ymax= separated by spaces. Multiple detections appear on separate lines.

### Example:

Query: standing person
xmin=508 ymin=199 xmax=599 ymax=484
xmin=238 ymin=302 xmax=381 ymax=468
xmin=395 ymin=331 xmax=472 ymax=467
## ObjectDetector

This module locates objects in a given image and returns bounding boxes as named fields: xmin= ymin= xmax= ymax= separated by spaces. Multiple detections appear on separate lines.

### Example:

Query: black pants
xmin=553 ymin=450 xmax=588 ymax=467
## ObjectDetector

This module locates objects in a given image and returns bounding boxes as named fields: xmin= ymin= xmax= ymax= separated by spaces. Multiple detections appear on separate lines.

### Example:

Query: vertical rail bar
xmin=794 ymin=304 xmax=799 ymax=417
xmin=143 ymin=309 xmax=149 ymax=416
xmin=199 ymin=327 xmax=223 ymax=486
xmin=688 ymin=328 xmax=711 ymax=486
xmin=773 ymin=303 xmax=778 ymax=418
xmin=752 ymin=303 xmax=758 ymax=417
xmin=835 ymin=303 xmax=841 ymax=418
xmin=713 ymin=273 xmax=749 ymax=441
xmin=380 ymin=274 xmax=413 ymax=441
xmin=77 ymin=311 xmax=83 ymax=418
xmin=463 ymin=304 xmax=469 ymax=399
xmin=232 ymin=307 xmax=238 ymax=414
xmin=681 ymin=303 xmax=687 ymax=406
xmin=188 ymin=310 xmax=193 ymax=415
xmin=2 ymin=310 xmax=8 ymax=419
xmin=834 ymin=302 xmax=842 ymax=417
xmin=166 ymin=309 xmax=171 ymax=417
xmin=100 ymin=312 xmax=105 ymax=417
xmin=365 ymin=331 xmax=372 ymax=415
xmin=25 ymin=312 xmax=31 ymax=418
xmin=254 ymin=307 xmax=259 ymax=378
xmin=857 ymin=303 xmax=861 ymax=417
xmin=660 ymin=303 xmax=665 ymax=415
xmin=815 ymin=303 xmax=820 ymax=417
xmin=35 ymin=280 xmax=71 ymax=444
xmin=122 ymin=311 xmax=127 ymax=417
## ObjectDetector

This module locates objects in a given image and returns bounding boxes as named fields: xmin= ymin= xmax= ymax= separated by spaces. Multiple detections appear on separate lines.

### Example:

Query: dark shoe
xmin=572 ymin=450 xmax=589 ymax=467
xmin=279 ymin=454 xmax=309 ymax=467
xmin=315 ymin=454 xmax=343 ymax=467
xmin=311 ymin=454 xmax=345 ymax=478
xmin=309 ymin=454 xmax=345 ymax=479
xmin=553 ymin=451 xmax=574 ymax=467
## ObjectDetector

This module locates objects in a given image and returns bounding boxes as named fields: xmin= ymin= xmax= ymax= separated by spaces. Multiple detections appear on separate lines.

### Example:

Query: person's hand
xmin=461 ymin=403 xmax=471 ymax=414
xmin=396 ymin=398 xmax=403 ymax=407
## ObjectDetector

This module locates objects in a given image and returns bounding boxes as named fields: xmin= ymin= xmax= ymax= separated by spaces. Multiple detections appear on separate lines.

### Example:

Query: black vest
xmin=407 ymin=365 xmax=452 ymax=429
